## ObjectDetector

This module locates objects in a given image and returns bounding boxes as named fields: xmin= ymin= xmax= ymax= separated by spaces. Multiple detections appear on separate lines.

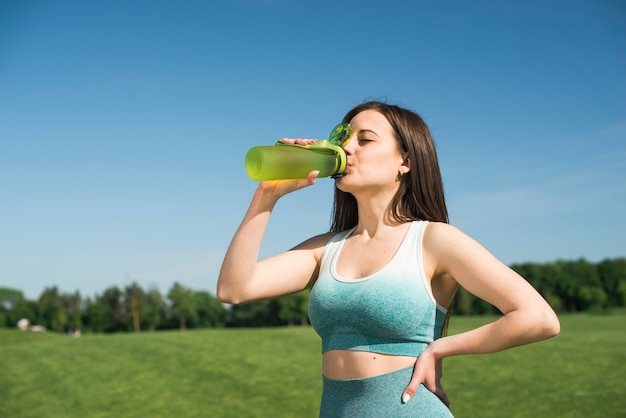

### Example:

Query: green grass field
xmin=1 ymin=314 xmax=624 ymax=418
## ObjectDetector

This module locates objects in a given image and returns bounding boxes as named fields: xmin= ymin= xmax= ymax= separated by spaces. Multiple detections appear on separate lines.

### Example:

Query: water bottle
xmin=244 ymin=123 xmax=352 ymax=181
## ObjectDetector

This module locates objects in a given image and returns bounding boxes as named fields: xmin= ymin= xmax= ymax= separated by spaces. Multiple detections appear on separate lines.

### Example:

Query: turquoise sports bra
xmin=308 ymin=221 xmax=447 ymax=357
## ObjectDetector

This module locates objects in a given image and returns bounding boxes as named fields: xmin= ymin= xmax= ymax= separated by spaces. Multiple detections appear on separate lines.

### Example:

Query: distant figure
xmin=17 ymin=318 xmax=30 ymax=331
xmin=29 ymin=325 xmax=46 ymax=332
xmin=68 ymin=327 xmax=82 ymax=338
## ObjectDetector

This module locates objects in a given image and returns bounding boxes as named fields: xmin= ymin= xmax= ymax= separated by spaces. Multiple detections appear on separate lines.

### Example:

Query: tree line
xmin=0 ymin=281 xmax=310 ymax=334
xmin=453 ymin=257 xmax=626 ymax=315
xmin=1 ymin=257 xmax=624 ymax=334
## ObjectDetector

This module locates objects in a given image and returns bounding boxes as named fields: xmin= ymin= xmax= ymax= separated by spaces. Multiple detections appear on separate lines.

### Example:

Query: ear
xmin=400 ymin=154 xmax=411 ymax=175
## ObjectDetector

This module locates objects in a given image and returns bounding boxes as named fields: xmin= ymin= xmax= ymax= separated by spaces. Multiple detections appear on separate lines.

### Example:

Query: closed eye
xmin=356 ymin=129 xmax=379 ymax=144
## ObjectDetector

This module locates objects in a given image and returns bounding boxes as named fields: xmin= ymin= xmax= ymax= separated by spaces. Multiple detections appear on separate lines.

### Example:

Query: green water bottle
xmin=245 ymin=123 xmax=352 ymax=181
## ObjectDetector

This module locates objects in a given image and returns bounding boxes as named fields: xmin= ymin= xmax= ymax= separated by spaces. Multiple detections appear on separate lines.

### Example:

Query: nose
xmin=342 ymin=134 xmax=355 ymax=154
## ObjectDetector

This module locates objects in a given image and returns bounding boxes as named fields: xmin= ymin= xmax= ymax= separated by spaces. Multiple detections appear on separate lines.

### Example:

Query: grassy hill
xmin=1 ymin=314 xmax=624 ymax=417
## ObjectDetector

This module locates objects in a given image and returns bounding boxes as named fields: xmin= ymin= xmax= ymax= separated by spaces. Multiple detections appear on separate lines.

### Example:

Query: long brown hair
xmin=329 ymin=101 xmax=453 ymax=336
xmin=330 ymin=101 xmax=449 ymax=231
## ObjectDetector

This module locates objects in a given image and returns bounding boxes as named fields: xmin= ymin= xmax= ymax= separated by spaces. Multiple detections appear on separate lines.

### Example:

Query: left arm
xmin=403 ymin=223 xmax=560 ymax=403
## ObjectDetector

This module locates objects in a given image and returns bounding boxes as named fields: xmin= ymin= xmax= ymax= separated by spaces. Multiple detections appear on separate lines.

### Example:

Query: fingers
xmin=259 ymin=170 xmax=319 ymax=197
xmin=402 ymin=366 xmax=440 ymax=405
xmin=403 ymin=380 xmax=449 ymax=406
xmin=278 ymin=138 xmax=318 ymax=145
xmin=280 ymin=171 xmax=318 ymax=196
xmin=401 ymin=374 xmax=421 ymax=404
xmin=403 ymin=381 xmax=436 ymax=404
xmin=287 ymin=171 xmax=318 ymax=191
xmin=306 ymin=170 xmax=320 ymax=184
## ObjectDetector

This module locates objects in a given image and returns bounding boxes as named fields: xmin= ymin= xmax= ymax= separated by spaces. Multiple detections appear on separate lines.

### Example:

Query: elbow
xmin=537 ymin=305 xmax=561 ymax=340
xmin=217 ymin=280 xmax=253 ymax=305
xmin=216 ymin=270 xmax=244 ymax=305
xmin=216 ymin=291 xmax=231 ymax=304
xmin=514 ymin=304 xmax=560 ymax=343
xmin=216 ymin=286 xmax=242 ymax=305
xmin=545 ymin=309 xmax=561 ymax=338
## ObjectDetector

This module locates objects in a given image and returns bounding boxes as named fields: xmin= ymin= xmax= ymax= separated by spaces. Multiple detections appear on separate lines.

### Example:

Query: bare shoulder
xmin=423 ymin=221 xmax=470 ymax=252
xmin=294 ymin=231 xmax=339 ymax=249
xmin=291 ymin=231 xmax=340 ymax=260
xmin=423 ymin=221 xmax=495 ymax=275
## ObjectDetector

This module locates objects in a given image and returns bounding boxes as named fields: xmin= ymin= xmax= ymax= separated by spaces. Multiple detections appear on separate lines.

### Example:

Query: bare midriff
xmin=322 ymin=350 xmax=417 ymax=380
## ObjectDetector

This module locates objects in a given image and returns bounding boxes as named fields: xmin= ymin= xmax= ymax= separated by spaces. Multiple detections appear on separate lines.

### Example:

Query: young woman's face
xmin=336 ymin=109 xmax=408 ymax=194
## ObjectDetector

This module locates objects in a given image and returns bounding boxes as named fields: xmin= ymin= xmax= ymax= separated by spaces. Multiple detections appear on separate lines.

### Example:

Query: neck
xmin=353 ymin=190 xmax=403 ymax=237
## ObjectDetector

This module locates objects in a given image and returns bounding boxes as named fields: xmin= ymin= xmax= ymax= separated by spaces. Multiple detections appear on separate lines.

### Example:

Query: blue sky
xmin=1 ymin=0 xmax=624 ymax=300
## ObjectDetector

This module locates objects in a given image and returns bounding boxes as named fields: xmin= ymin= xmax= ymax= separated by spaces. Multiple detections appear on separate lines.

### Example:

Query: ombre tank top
xmin=308 ymin=221 xmax=447 ymax=356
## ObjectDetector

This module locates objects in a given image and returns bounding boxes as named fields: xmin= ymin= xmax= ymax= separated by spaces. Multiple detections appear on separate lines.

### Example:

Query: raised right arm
xmin=216 ymin=171 xmax=329 ymax=304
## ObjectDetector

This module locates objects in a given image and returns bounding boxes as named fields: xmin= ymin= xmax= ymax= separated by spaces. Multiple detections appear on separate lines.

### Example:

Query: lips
xmin=332 ymin=165 xmax=350 ymax=179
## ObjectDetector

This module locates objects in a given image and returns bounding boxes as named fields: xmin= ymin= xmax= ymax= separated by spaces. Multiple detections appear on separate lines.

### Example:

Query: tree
xmin=144 ymin=287 xmax=167 ymax=332
xmin=61 ymin=291 xmax=84 ymax=332
xmin=618 ymin=280 xmax=626 ymax=307
xmin=577 ymin=286 xmax=607 ymax=312
xmin=167 ymin=282 xmax=198 ymax=330
xmin=449 ymin=287 xmax=498 ymax=316
xmin=0 ymin=287 xmax=24 ymax=312
xmin=193 ymin=290 xmax=227 ymax=328
xmin=278 ymin=290 xmax=310 ymax=325
xmin=38 ymin=287 xmax=67 ymax=332
xmin=561 ymin=259 xmax=601 ymax=312
xmin=124 ymin=282 xmax=146 ymax=332
xmin=228 ymin=299 xmax=283 ymax=327
xmin=597 ymin=258 xmax=626 ymax=307
xmin=83 ymin=296 xmax=111 ymax=333
xmin=0 ymin=288 xmax=36 ymax=328
xmin=99 ymin=286 xmax=124 ymax=332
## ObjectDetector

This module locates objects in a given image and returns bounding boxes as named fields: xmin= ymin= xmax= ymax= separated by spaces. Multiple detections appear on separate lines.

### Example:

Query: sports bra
xmin=308 ymin=221 xmax=447 ymax=356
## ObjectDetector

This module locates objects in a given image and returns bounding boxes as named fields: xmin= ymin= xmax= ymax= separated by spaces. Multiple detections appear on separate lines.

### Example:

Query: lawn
xmin=1 ymin=314 xmax=624 ymax=417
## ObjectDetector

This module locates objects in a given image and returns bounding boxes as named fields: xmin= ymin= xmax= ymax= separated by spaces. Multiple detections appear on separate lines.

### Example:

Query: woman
xmin=217 ymin=101 xmax=560 ymax=417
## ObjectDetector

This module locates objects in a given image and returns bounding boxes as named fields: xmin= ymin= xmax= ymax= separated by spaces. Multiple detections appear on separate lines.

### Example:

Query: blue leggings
xmin=320 ymin=366 xmax=453 ymax=417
